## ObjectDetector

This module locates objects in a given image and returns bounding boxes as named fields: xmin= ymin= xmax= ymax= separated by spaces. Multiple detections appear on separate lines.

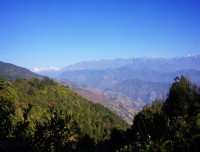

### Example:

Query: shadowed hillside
xmin=0 ymin=61 xmax=41 ymax=79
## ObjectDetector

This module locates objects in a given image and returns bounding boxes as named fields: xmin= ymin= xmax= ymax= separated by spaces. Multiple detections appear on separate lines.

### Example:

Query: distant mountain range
xmin=1 ymin=55 xmax=200 ymax=124
xmin=41 ymin=55 xmax=200 ymax=84
xmin=57 ymin=56 xmax=200 ymax=98
xmin=36 ymin=56 xmax=200 ymax=122
xmin=62 ymin=55 xmax=200 ymax=72
xmin=0 ymin=61 xmax=42 ymax=79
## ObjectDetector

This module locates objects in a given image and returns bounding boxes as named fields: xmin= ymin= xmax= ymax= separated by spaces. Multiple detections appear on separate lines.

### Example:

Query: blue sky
xmin=0 ymin=0 xmax=200 ymax=70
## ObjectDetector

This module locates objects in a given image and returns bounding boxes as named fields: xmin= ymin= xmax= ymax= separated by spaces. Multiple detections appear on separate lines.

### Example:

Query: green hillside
xmin=0 ymin=77 xmax=128 ymax=151
xmin=99 ymin=76 xmax=200 ymax=152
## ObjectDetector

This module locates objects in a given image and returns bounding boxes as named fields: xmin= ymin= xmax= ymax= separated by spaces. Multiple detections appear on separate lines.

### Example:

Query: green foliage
xmin=2 ymin=76 xmax=199 ymax=152
xmin=0 ymin=77 xmax=5 ymax=90
xmin=117 ymin=145 xmax=133 ymax=152
xmin=14 ymin=104 xmax=33 ymax=141
xmin=0 ymin=77 xmax=128 ymax=151
xmin=0 ymin=97 xmax=15 ymax=140
xmin=41 ymin=76 xmax=56 ymax=86
xmin=133 ymin=99 xmax=166 ymax=141
xmin=33 ymin=109 xmax=79 ymax=152
xmin=115 ymin=76 xmax=200 ymax=152
xmin=0 ymin=78 xmax=17 ymax=140
xmin=164 ymin=76 xmax=199 ymax=118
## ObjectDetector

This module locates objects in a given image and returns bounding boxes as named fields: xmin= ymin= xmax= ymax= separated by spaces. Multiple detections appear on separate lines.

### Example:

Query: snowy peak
xmin=33 ymin=66 xmax=60 ymax=73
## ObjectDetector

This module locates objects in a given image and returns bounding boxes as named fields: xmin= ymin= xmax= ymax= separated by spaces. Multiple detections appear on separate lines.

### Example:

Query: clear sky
xmin=0 ymin=0 xmax=200 ymax=70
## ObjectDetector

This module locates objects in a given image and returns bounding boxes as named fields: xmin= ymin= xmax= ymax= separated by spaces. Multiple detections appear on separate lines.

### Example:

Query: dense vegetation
xmin=106 ymin=76 xmax=200 ymax=152
xmin=0 ymin=77 xmax=128 ymax=151
xmin=0 ymin=76 xmax=199 ymax=152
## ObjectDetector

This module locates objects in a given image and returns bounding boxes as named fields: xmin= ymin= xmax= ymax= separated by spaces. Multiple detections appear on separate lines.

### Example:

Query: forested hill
xmin=110 ymin=76 xmax=200 ymax=152
xmin=0 ymin=77 xmax=128 ymax=151
xmin=0 ymin=61 xmax=41 ymax=79
xmin=0 ymin=74 xmax=199 ymax=151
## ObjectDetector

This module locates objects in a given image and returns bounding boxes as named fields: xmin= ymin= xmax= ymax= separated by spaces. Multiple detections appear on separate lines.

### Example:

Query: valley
xmin=1 ymin=56 xmax=200 ymax=124
xmin=37 ymin=56 xmax=200 ymax=123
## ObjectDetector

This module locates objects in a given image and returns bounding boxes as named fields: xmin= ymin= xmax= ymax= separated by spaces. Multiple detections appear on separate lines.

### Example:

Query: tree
xmin=117 ymin=76 xmax=200 ymax=152
xmin=131 ymin=100 xmax=169 ymax=152
xmin=163 ymin=76 xmax=200 ymax=151
xmin=0 ymin=98 xmax=15 ymax=141
xmin=0 ymin=79 xmax=16 ymax=141
xmin=14 ymin=104 xmax=33 ymax=141
xmin=164 ymin=76 xmax=199 ymax=118
xmin=0 ymin=77 xmax=5 ymax=90
xmin=33 ymin=109 xmax=79 ymax=152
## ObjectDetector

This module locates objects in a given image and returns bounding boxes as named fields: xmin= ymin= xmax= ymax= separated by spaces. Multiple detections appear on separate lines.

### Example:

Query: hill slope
xmin=0 ymin=61 xmax=41 ymax=79
xmin=0 ymin=77 xmax=128 ymax=142
xmin=59 ymin=80 xmax=138 ymax=124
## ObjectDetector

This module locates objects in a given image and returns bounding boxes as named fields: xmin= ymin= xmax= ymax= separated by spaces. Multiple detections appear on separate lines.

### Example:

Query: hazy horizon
xmin=31 ymin=54 xmax=199 ymax=73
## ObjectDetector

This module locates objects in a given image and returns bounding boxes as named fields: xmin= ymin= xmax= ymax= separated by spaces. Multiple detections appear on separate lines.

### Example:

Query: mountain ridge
xmin=0 ymin=61 xmax=42 ymax=79
xmin=61 ymin=55 xmax=200 ymax=71
xmin=36 ymin=55 xmax=200 ymax=77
